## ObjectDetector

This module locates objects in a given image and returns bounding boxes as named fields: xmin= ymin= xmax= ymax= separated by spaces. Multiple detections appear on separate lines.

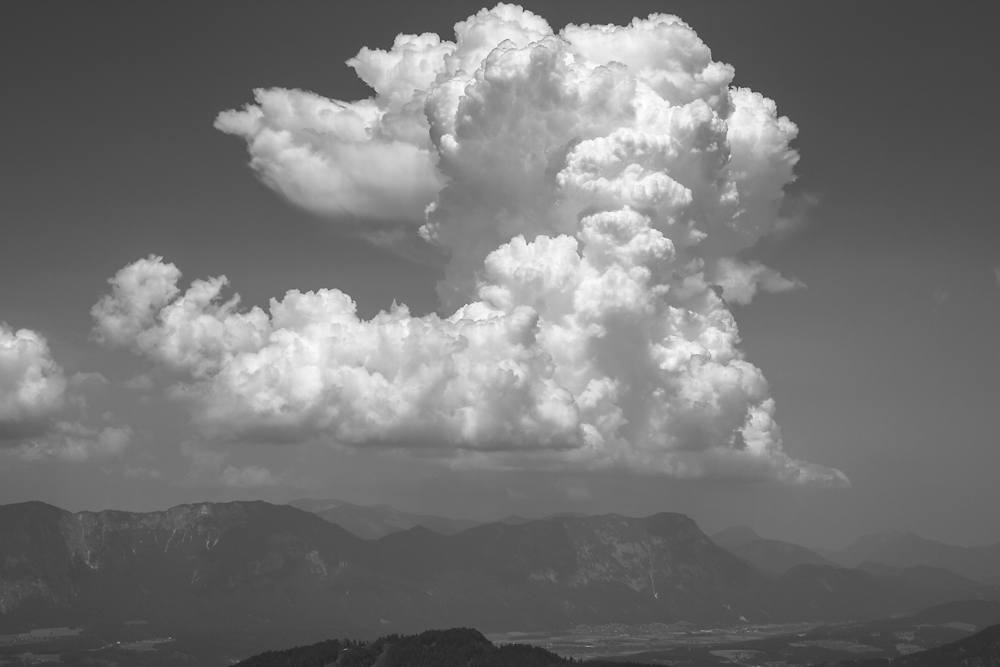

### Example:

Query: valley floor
xmin=487 ymin=621 xmax=823 ymax=661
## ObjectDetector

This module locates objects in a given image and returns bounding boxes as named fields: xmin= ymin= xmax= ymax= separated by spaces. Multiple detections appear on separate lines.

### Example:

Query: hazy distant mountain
xmin=288 ymin=498 xmax=484 ymax=539
xmin=285 ymin=497 xmax=350 ymax=513
xmin=711 ymin=524 xmax=763 ymax=550
xmin=289 ymin=498 xmax=590 ymax=539
xmin=826 ymin=531 xmax=1000 ymax=582
xmin=858 ymin=561 xmax=983 ymax=591
xmin=769 ymin=562 xmax=1000 ymax=623
xmin=711 ymin=525 xmax=835 ymax=576
xmin=854 ymin=562 xmax=1000 ymax=616
xmin=766 ymin=564 xmax=901 ymax=621
xmin=496 ymin=512 xmax=588 ymax=526
xmin=497 ymin=514 xmax=533 ymax=525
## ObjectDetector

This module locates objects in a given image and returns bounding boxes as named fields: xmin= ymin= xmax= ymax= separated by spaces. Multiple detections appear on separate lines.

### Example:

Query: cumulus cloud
xmin=1 ymin=323 xmax=137 ymax=467
xmin=0 ymin=323 xmax=67 ymax=438
xmin=714 ymin=258 xmax=805 ymax=305
xmin=97 ymin=5 xmax=843 ymax=485
xmin=215 ymin=88 xmax=446 ymax=227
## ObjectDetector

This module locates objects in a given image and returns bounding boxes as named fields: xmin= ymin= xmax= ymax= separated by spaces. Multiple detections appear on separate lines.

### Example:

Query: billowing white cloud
xmin=0 ymin=323 xmax=67 ymax=437
xmin=97 ymin=5 xmax=843 ymax=485
xmin=215 ymin=88 xmax=446 ymax=225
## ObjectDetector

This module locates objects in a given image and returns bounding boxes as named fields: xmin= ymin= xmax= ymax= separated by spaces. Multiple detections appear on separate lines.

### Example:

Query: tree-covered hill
xmin=234 ymin=627 xmax=655 ymax=667
xmin=828 ymin=621 xmax=1000 ymax=666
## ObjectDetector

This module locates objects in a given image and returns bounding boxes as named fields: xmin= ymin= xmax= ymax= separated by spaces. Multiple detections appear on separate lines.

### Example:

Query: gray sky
xmin=1 ymin=1 xmax=997 ymax=550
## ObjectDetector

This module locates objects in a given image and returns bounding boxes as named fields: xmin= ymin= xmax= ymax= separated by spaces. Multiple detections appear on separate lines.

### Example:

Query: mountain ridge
xmin=823 ymin=530 xmax=1000 ymax=582
xmin=711 ymin=524 xmax=836 ymax=576
xmin=287 ymin=497 xmax=485 ymax=539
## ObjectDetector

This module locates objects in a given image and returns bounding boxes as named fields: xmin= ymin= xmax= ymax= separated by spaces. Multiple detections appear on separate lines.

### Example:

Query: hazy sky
xmin=2 ymin=1 xmax=997 ymax=549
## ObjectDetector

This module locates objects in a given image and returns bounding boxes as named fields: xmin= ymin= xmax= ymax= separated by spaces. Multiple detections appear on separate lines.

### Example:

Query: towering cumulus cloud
xmin=97 ymin=5 xmax=846 ymax=484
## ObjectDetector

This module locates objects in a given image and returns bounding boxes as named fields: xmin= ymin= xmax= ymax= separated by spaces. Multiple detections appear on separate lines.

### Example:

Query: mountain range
xmin=286 ymin=497 xmax=483 ymax=539
xmin=0 ymin=502 xmax=766 ymax=640
xmin=2 ymin=500 xmax=999 ymax=665
xmin=286 ymin=501 xmax=1000 ymax=585
xmin=817 ymin=530 xmax=1000 ymax=583
xmin=286 ymin=498 xmax=587 ymax=540
xmin=710 ymin=525 xmax=836 ymax=576
xmin=708 ymin=524 xmax=1000 ymax=586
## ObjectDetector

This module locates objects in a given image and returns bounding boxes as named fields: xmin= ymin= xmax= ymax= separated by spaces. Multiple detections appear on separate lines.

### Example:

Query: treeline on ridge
xmin=234 ymin=627 xmax=654 ymax=667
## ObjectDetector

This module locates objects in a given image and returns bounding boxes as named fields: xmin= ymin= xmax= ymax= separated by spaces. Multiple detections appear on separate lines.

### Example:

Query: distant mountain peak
xmin=286 ymin=497 xmax=350 ymax=513
xmin=287 ymin=498 xmax=486 ymax=539
xmin=711 ymin=524 xmax=764 ymax=550
xmin=496 ymin=514 xmax=532 ymax=525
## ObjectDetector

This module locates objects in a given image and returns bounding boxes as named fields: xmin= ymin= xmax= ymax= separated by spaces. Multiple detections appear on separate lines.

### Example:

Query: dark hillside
xmin=234 ymin=627 xmax=656 ymax=667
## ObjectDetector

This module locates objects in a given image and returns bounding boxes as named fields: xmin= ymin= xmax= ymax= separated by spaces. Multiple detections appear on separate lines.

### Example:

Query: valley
xmin=487 ymin=620 xmax=824 ymax=661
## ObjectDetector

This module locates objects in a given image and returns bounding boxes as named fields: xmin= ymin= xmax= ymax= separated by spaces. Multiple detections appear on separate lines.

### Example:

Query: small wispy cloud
xmin=9 ymin=423 xmax=133 ymax=464
xmin=180 ymin=440 xmax=280 ymax=488
xmin=124 ymin=464 xmax=162 ymax=480
xmin=123 ymin=373 xmax=155 ymax=391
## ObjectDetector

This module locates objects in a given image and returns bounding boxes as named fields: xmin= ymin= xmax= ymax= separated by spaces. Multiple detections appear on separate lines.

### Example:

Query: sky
xmin=1 ymin=1 xmax=998 ymax=550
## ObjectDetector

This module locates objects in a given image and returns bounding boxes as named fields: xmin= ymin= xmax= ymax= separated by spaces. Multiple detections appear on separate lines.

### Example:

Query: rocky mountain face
xmin=0 ymin=500 xmax=366 ymax=638
xmin=0 ymin=501 xmax=764 ymax=635
xmin=710 ymin=525 xmax=763 ymax=550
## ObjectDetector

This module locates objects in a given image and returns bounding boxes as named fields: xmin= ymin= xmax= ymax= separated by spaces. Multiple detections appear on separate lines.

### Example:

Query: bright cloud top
xmin=98 ymin=5 xmax=845 ymax=484
xmin=0 ymin=323 xmax=133 ymax=464
xmin=0 ymin=323 xmax=67 ymax=435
